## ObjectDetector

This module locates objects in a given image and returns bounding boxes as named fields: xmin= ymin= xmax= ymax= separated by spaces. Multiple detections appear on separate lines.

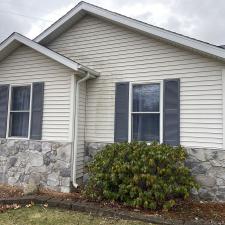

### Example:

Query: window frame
xmin=128 ymin=81 xmax=163 ymax=143
xmin=6 ymin=84 xmax=33 ymax=140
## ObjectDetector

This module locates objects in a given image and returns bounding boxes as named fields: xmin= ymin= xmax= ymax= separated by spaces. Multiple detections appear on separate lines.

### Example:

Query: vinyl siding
xmin=76 ymin=80 xmax=86 ymax=177
xmin=0 ymin=45 xmax=73 ymax=142
xmin=48 ymin=15 xmax=224 ymax=151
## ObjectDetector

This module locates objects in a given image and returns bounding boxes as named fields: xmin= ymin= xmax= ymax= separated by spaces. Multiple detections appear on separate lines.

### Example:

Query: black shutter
xmin=0 ymin=85 xmax=9 ymax=138
xmin=30 ymin=82 xmax=44 ymax=140
xmin=114 ymin=82 xmax=129 ymax=142
xmin=163 ymin=79 xmax=180 ymax=146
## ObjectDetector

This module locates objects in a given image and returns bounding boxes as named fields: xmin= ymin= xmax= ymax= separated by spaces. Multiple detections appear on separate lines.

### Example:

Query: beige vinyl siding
xmin=48 ymin=15 xmax=224 ymax=150
xmin=76 ymin=80 xmax=86 ymax=178
xmin=0 ymin=45 xmax=73 ymax=142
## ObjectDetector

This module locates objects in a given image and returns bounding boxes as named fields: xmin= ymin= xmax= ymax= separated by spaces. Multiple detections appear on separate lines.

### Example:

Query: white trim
xmin=222 ymin=69 xmax=225 ymax=149
xmin=72 ymin=72 xmax=92 ymax=188
xmin=0 ymin=33 xmax=78 ymax=70
xmin=128 ymin=82 xmax=132 ymax=142
xmin=69 ymin=74 xmax=76 ymax=142
xmin=0 ymin=33 xmax=100 ymax=77
xmin=131 ymin=112 xmax=160 ymax=114
xmin=7 ymin=84 xmax=32 ymax=139
xmin=159 ymin=81 xmax=163 ymax=144
xmin=129 ymin=81 xmax=163 ymax=143
xmin=6 ymin=84 xmax=11 ymax=139
xmin=35 ymin=2 xmax=225 ymax=61
xmin=28 ymin=84 xmax=33 ymax=140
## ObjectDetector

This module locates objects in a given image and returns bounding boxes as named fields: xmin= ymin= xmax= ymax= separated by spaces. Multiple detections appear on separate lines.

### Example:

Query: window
xmin=8 ymin=85 xmax=31 ymax=138
xmin=131 ymin=83 xmax=161 ymax=142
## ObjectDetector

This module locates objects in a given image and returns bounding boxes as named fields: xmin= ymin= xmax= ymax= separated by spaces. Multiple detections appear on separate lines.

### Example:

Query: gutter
xmin=72 ymin=72 xmax=94 ymax=188
xmin=78 ymin=64 xmax=100 ymax=77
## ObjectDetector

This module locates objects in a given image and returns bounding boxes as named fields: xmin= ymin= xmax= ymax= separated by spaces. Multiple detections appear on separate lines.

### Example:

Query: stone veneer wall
xmin=0 ymin=139 xmax=72 ymax=193
xmin=84 ymin=142 xmax=225 ymax=202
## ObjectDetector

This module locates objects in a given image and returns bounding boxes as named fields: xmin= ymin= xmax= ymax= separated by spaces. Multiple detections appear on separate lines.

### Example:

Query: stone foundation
xmin=186 ymin=148 xmax=225 ymax=201
xmin=0 ymin=139 xmax=72 ymax=193
xmin=84 ymin=142 xmax=225 ymax=201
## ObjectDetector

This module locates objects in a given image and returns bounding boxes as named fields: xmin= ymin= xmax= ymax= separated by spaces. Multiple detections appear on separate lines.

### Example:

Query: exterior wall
xmin=0 ymin=139 xmax=72 ymax=193
xmin=76 ymin=81 xmax=87 ymax=178
xmin=47 ymin=15 xmax=225 ymax=150
xmin=0 ymin=45 xmax=74 ymax=142
xmin=0 ymin=45 xmax=75 ymax=192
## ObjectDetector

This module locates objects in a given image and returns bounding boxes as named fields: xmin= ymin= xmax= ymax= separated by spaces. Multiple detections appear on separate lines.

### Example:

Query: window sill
xmin=6 ymin=137 xmax=29 ymax=140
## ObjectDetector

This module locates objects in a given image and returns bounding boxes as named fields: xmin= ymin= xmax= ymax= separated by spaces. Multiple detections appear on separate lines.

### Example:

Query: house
xmin=0 ymin=1 xmax=225 ymax=200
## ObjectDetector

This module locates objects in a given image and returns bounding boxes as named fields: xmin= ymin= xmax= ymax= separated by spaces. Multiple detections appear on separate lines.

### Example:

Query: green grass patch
xmin=0 ymin=206 xmax=152 ymax=225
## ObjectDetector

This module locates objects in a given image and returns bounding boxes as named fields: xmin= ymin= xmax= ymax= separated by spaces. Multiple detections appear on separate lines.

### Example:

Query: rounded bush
xmin=85 ymin=142 xmax=199 ymax=210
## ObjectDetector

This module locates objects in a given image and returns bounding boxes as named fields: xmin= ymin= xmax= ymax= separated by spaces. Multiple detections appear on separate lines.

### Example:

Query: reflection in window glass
xmin=132 ymin=83 xmax=160 ymax=142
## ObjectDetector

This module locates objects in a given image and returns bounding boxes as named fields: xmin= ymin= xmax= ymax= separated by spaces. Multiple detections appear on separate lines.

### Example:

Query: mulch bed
xmin=0 ymin=184 xmax=23 ymax=199
xmin=0 ymin=185 xmax=225 ymax=224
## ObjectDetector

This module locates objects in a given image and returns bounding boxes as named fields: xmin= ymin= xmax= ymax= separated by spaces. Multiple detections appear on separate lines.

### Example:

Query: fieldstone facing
xmin=84 ymin=142 xmax=225 ymax=202
xmin=0 ymin=139 xmax=72 ymax=193
xmin=186 ymin=147 xmax=225 ymax=201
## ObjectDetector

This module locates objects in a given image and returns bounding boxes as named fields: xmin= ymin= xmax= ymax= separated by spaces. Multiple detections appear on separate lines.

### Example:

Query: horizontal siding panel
xmin=48 ymin=15 xmax=224 ymax=156
xmin=0 ymin=45 xmax=72 ymax=141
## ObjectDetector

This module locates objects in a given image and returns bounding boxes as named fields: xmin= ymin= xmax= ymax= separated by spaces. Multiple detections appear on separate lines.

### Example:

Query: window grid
xmin=7 ymin=84 xmax=32 ymax=139
xmin=129 ymin=81 xmax=163 ymax=143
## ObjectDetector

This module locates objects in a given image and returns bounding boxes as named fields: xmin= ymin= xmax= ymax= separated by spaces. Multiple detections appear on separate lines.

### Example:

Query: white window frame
xmin=128 ymin=81 xmax=163 ymax=143
xmin=6 ymin=84 xmax=33 ymax=140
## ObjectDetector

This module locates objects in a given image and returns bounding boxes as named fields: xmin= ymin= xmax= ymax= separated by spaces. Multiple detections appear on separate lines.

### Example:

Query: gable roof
xmin=35 ymin=1 xmax=225 ymax=62
xmin=0 ymin=33 xmax=99 ymax=76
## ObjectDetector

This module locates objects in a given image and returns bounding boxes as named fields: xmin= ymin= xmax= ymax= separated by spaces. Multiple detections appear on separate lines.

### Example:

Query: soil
xmin=0 ymin=185 xmax=225 ymax=224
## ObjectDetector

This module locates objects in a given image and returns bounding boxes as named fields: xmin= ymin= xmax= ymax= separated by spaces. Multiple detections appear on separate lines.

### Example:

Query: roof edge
xmin=35 ymin=1 xmax=225 ymax=62
xmin=0 ymin=32 xmax=99 ymax=77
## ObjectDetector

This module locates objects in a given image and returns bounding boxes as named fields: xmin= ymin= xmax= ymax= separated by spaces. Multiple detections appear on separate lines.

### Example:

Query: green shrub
xmin=84 ymin=142 xmax=199 ymax=210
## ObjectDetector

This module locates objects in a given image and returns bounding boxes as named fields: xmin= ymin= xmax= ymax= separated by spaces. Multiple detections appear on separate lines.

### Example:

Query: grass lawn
xmin=0 ymin=206 xmax=153 ymax=225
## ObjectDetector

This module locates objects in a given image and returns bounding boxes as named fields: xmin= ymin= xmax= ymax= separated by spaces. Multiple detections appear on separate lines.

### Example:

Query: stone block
xmin=61 ymin=186 xmax=70 ymax=193
xmin=43 ymin=151 xmax=57 ymax=166
xmin=52 ymin=143 xmax=62 ymax=151
xmin=8 ymin=177 xmax=18 ymax=185
xmin=29 ymin=141 xmax=42 ymax=152
xmin=60 ymin=168 xmax=71 ymax=177
xmin=42 ymin=142 xmax=52 ymax=154
xmin=195 ymin=175 xmax=216 ymax=187
xmin=190 ymin=162 xmax=211 ymax=175
xmin=7 ymin=157 xmax=17 ymax=168
xmin=29 ymin=152 xmax=43 ymax=167
xmin=47 ymin=172 xmax=59 ymax=187
xmin=198 ymin=188 xmax=215 ymax=201
xmin=57 ymin=144 xmax=71 ymax=162
xmin=61 ymin=177 xmax=70 ymax=186
xmin=189 ymin=148 xmax=206 ymax=162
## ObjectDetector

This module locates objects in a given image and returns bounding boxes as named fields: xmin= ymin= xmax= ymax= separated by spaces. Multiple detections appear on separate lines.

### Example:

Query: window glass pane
xmin=132 ymin=114 xmax=159 ymax=142
xmin=11 ymin=86 xmax=30 ymax=111
xmin=133 ymin=84 xmax=160 ymax=112
xmin=9 ymin=112 xmax=29 ymax=137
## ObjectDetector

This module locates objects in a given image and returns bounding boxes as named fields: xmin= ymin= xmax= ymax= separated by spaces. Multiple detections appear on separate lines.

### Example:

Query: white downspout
xmin=72 ymin=72 xmax=92 ymax=188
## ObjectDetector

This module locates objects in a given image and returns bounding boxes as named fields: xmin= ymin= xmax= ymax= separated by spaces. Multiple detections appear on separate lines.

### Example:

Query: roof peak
xmin=33 ymin=1 xmax=225 ymax=62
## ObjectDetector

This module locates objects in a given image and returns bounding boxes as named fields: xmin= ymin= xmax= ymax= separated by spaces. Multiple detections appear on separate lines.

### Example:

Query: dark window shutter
xmin=30 ymin=82 xmax=44 ymax=140
xmin=114 ymin=82 xmax=129 ymax=142
xmin=163 ymin=79 xmax=180 ymax=146
xmin=0 ymin=85 xmax=9 ymax=138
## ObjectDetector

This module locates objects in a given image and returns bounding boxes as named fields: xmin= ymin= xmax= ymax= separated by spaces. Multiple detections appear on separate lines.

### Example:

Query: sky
xmin=0 ymin=0 xmax=225 ymax=46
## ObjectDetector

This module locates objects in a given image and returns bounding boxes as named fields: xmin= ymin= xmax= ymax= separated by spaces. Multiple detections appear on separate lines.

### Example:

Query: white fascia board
xmin=11 ymin=34 xmax=78 ymax=71
xmin=34 ymin=4 xmax=83 ymax=43
xmin=0 ymin=33 xmax=99 ymax=77
xmin=83 ymin=3 xmax=225 ymax=60
xmin=35 ymin=2 xmax=225 ymax=61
